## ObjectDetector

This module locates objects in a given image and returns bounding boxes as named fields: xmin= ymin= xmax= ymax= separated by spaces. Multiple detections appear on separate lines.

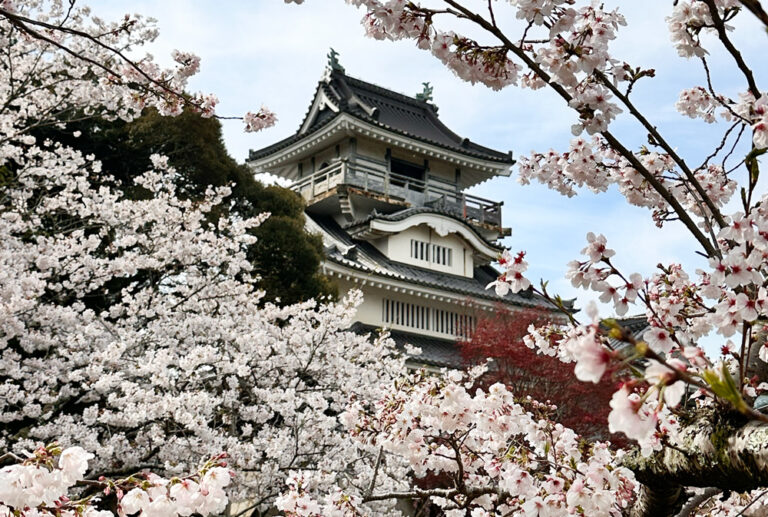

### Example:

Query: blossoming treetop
xmin=0 ymin=1 xmax=407 ymax=515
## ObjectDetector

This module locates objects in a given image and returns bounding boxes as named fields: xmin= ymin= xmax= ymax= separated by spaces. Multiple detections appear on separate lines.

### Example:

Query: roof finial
xmin=327 ymin=48 xmax=345 ymax=73
xmin=415 ymin=82 xmax=434 ymax=103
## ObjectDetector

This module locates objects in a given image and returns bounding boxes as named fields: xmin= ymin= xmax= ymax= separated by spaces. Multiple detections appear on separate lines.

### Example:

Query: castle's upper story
xmin=248 ymin=58 xmax=514 ymax=215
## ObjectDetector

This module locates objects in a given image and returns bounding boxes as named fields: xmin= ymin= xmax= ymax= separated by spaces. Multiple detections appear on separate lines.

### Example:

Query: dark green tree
xmin=39 ymin=108 xmax=336 ymax=305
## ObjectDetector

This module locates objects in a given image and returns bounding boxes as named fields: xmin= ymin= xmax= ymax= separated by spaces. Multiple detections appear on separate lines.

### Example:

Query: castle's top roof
xmin=249 ymin=67 xmax=515 ymax=165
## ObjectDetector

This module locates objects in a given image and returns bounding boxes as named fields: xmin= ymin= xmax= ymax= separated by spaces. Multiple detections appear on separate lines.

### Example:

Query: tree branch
xmin=365 ymin=446 xmax=384 ymax=498
xmin=630 ymin=484 xmax=685 ymax=517
xmin=363 ymin=486 xmax=501 ymax=503
xmin=738 ymin=0 xmax=768 ymax=29
xmin=675 ymin=488 xmax=721 ymax=517
xmin=439 ymin=0 xmax=720 ymax=259
xmin=625 ymin=412 xmax=768 ymax=517
xmin=702 ymin=0 xmax=760 ymax=97
xmin=596 ymin=71 xmax=727 ymax=231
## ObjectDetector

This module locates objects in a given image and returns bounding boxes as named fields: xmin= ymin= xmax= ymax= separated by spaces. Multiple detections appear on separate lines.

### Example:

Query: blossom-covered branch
xmin=0 ymin=443 xmax=232 ymax=515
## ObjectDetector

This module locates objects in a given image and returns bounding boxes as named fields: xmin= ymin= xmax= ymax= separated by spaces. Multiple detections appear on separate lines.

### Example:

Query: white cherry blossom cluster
xmin=119 ymin=466 xmax=231 ymax=517
xmin=278 ymin=371 xmax=636 ymax=516
xmin=0 ymin=445 xmax=95 ymax=512
xmin=666 ymin=0 xmax=741 ymax=58
xmin=244 ymin=107 xmax=279 ymax=132
xmin=0 ymin=443 xmax=231 ymax=516
xmin=331 ymin=0 xmax=630 ymax=129
xmin=431 ymin=31 xmax=521 ymax=91
xmin=0 ymin=136 xmax=405 ymax=503
xmin=518 ymin=136 xmax=736 ymax=222
xmin=676 ymin=87 xmax=723 ymax=123
xmin=676 ymin=87 xmax=768 ymax=149
xmin=565 ymin=233 xmax=644 ymax=318
xmin=486 ymin=249 xmax=531 ymax=295
xmin=0 ymin=1 xmax=273 ymax=135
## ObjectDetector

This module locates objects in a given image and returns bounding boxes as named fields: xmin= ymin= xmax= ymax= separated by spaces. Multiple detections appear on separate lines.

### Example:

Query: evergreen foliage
xmin=36 ymin=108 xmax=336 ymax=305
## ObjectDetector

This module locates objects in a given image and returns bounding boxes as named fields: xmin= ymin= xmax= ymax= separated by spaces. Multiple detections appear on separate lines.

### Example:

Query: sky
xmin=91 ymin=1 xmax=767 ymax=353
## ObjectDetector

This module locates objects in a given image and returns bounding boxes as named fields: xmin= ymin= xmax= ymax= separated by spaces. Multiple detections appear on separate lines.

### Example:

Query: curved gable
xmin=367 ymin=213 xmax=501 ymax=261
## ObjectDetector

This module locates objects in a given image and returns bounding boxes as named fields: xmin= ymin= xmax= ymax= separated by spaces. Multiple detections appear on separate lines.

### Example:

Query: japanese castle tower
xmin=248 ymin=54 xmax=554 ymax=368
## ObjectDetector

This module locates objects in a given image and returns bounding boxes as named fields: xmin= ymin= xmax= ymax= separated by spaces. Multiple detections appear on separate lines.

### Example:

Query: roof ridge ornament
xmin=415 ymin=82 xmax=434 ymax=103
xmin=327 ymin=48 xmax=345 ymax=73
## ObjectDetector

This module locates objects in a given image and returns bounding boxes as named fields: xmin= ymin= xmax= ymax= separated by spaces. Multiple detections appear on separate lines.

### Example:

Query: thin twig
xmin=365 ymin=446 xmax=384 ymax=498
xmin=702 ymin=0 xmax=760 ymax=97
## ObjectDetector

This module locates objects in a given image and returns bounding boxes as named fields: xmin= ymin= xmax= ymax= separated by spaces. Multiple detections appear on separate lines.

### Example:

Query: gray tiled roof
xmin=311 ymin=213 xmax=555 ymax=309
xmin=350 ymin=323 xmax=463 ymax=369
xmin=343 ymin=207 xmax=504 ymax=251
xmin=249 ymin=69 xmax=515 ymax=164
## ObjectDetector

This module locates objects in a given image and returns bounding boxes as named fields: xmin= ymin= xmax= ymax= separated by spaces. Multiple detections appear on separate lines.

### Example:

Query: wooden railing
xmin=290 ymin=155 xmax=503 ymax=227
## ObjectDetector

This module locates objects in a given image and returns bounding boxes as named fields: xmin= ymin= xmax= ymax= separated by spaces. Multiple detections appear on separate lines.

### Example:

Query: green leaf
xmin=745 ymin=147 xmax=767 ymax=185
xmin=701 ymin=364 xmax=748 ymax=412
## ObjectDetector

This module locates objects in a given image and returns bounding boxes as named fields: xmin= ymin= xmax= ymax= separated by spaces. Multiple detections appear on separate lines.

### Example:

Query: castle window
xmin=390 ymin=157 xmax=425 ymax=183
xmin=382 ymin=299 xmax=475 ymax=337
xmin=410 ymin=239 xmax=429 ymax=261
xmin=432 ymin=243 xmax=452 ymax=266
xmin=382 ymin=299 xmax=430 ymax=331
xmin=411 ymin=239 xmax=452 ymax=267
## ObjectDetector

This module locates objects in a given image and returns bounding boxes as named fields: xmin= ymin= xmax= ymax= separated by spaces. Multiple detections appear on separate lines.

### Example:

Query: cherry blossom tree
xmin=276 ymin=0 xmax=768 ymax=515
xmin=0 ymin=1 xmax=408 ymax=515
xmin=277 ymin=368 xmax=638 ymax=516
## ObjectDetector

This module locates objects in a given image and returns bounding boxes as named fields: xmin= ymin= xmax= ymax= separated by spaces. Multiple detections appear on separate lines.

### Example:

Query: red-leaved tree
xmin=458 ymin=305 xmax=627 ymax=445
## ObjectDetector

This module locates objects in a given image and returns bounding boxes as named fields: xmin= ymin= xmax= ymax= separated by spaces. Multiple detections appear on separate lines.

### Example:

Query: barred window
xmin=410 ymin=239 xmax=430 ymax=262
xmin=410 ymin=239 xmax=452 ymax=267
xmin=382 ymin=299 xmax=474 ymax=337
xmin=382 ymin=299 xmax=430 ymax=331
xmin=432 ymin=243 xmax=452 ymax=266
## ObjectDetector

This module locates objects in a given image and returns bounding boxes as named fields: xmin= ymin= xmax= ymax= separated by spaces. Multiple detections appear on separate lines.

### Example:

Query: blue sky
xmin=92 ymin=1 xmax=767 ymax=353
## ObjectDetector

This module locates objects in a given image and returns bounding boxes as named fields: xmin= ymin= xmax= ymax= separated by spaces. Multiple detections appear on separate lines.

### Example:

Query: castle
xmin=247 ymin=54 xmax=557 ymax=368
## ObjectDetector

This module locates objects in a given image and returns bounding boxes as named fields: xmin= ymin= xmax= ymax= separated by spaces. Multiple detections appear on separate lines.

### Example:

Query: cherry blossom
xmin=278 ymin=372 xmax=636 ymax=516
xmin=0 ymin=444 xmax=229 ymax=516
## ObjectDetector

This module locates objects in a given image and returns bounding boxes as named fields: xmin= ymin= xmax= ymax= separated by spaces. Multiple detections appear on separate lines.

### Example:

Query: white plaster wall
xmin=370 ymin=237 xmax=388 ymax=256
xmin=385 ymin=224 xmax=472 ymax=277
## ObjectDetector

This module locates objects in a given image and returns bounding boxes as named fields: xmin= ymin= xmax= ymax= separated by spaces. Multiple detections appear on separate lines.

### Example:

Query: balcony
xmin=291 ymin=155 xmax=503 ymax=228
